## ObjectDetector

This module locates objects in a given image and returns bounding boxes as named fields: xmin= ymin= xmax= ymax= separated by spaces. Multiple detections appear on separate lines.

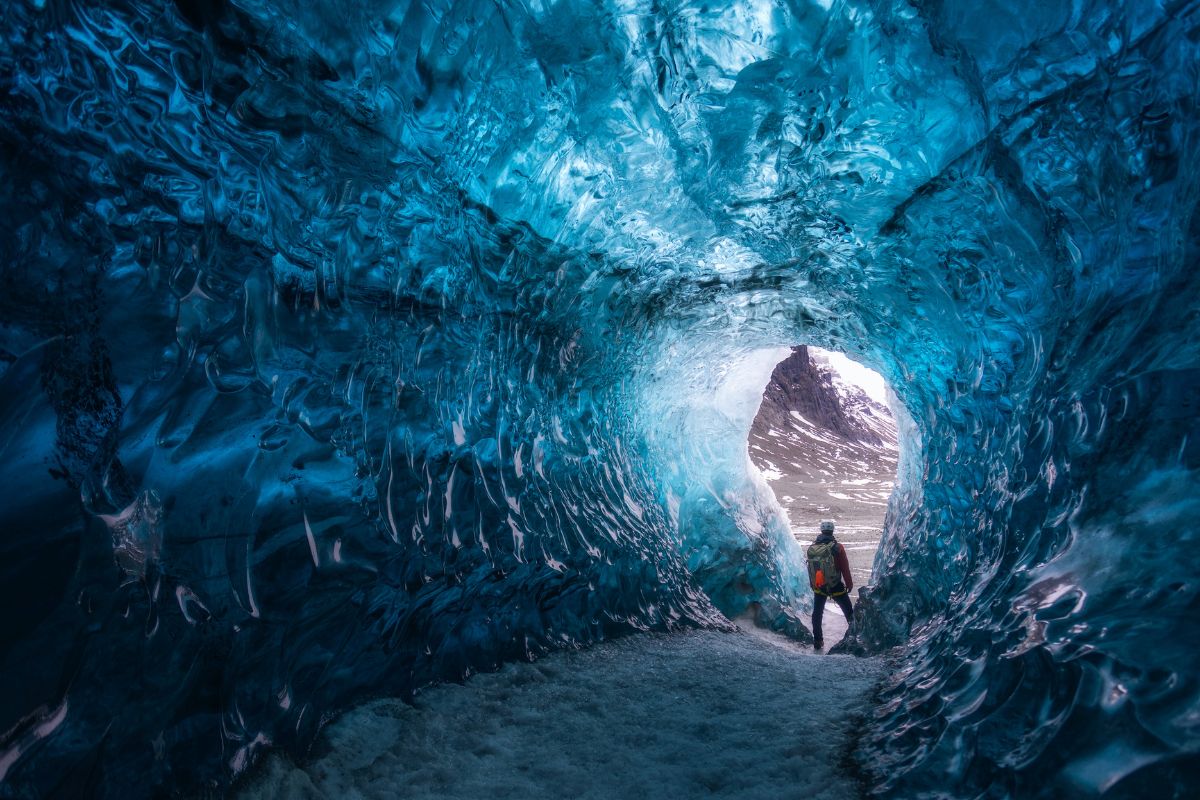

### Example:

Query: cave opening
xmin=748 ymin=345 xmax=899 ymax=590
xmin=744 ymin=345 xmax=903 ymax=647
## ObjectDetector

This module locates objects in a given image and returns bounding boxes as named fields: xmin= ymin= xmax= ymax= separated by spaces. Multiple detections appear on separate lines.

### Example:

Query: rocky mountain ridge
xmin=752 ymin=347 xmax=892 ymax=446
xmin=748 ymin=346 xmax=899 ymax=586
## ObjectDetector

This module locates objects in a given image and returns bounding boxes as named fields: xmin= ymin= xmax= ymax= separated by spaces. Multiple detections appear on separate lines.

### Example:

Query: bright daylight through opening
xmin=749 ymin=347 xmax=899 ymax=640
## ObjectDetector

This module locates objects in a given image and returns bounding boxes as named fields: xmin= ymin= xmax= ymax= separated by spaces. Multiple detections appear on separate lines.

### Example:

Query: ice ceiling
xmin=1 ymin=0 xmax=1198 ymax=796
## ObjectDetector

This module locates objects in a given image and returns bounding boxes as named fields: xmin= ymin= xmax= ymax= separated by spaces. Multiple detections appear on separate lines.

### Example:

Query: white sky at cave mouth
xmin=810 ymin=347 xmax=889 ymax=406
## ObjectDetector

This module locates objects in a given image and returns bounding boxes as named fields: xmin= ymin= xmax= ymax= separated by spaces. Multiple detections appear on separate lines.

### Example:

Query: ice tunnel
xmin=1 ymin=0 xmax=1198 ymax=796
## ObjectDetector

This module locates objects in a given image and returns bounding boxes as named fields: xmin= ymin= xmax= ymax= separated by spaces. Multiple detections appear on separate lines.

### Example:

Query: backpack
xmin=806 ymin=540 xmax=844 ymax=595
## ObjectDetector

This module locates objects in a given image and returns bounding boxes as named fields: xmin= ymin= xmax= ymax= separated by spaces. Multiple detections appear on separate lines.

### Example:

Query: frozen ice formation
xmin=0 ymin=0 xmax=1198 ymax=796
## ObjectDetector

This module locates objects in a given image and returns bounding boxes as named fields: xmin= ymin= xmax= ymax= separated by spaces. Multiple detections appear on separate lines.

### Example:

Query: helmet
xmin=819 ymin=519 xmax=835 ymax=533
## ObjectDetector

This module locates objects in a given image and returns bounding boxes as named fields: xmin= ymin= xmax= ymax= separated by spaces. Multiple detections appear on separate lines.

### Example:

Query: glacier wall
xmin=0 ymin=0 xmax=1198 ymax=796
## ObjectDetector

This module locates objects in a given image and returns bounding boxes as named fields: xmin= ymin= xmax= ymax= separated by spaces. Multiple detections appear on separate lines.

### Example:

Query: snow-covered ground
xmin=240 ymin=630 xmax=883 ymax=800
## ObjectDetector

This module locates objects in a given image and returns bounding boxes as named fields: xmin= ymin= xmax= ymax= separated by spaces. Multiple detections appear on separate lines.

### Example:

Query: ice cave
xmin=1 ymin=0 xmax=1198 ymax=797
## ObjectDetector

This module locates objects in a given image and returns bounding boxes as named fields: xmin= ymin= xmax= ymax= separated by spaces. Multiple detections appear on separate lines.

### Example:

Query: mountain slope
xmin=749 ymin=347 xmax=898 ymax=586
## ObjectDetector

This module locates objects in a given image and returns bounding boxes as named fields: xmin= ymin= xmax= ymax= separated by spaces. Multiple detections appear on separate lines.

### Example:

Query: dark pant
xmin=812 ymin=592 xmax=855 ymax=644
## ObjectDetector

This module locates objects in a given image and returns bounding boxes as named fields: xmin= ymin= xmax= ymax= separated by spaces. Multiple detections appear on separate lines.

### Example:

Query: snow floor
xmin=240 ymin=627 xmax=883 ymax=800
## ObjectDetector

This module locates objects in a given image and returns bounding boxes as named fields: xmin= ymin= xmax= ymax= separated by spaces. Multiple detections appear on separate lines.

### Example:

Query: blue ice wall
xmin=1 ymin=0 xmax=1198 ymax=797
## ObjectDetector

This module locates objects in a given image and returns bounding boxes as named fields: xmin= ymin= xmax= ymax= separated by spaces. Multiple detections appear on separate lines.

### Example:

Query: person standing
xmin=806 ymin=519 xmax=854 ymax=651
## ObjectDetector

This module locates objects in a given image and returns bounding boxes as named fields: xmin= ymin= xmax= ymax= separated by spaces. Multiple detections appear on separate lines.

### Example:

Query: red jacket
xmin=833 ymin=543 xmax=853 ymax=592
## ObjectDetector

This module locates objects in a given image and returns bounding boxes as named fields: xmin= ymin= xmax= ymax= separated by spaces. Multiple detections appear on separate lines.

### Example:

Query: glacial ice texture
xmin=0 ymin=0 xmax=1198 ymax=797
